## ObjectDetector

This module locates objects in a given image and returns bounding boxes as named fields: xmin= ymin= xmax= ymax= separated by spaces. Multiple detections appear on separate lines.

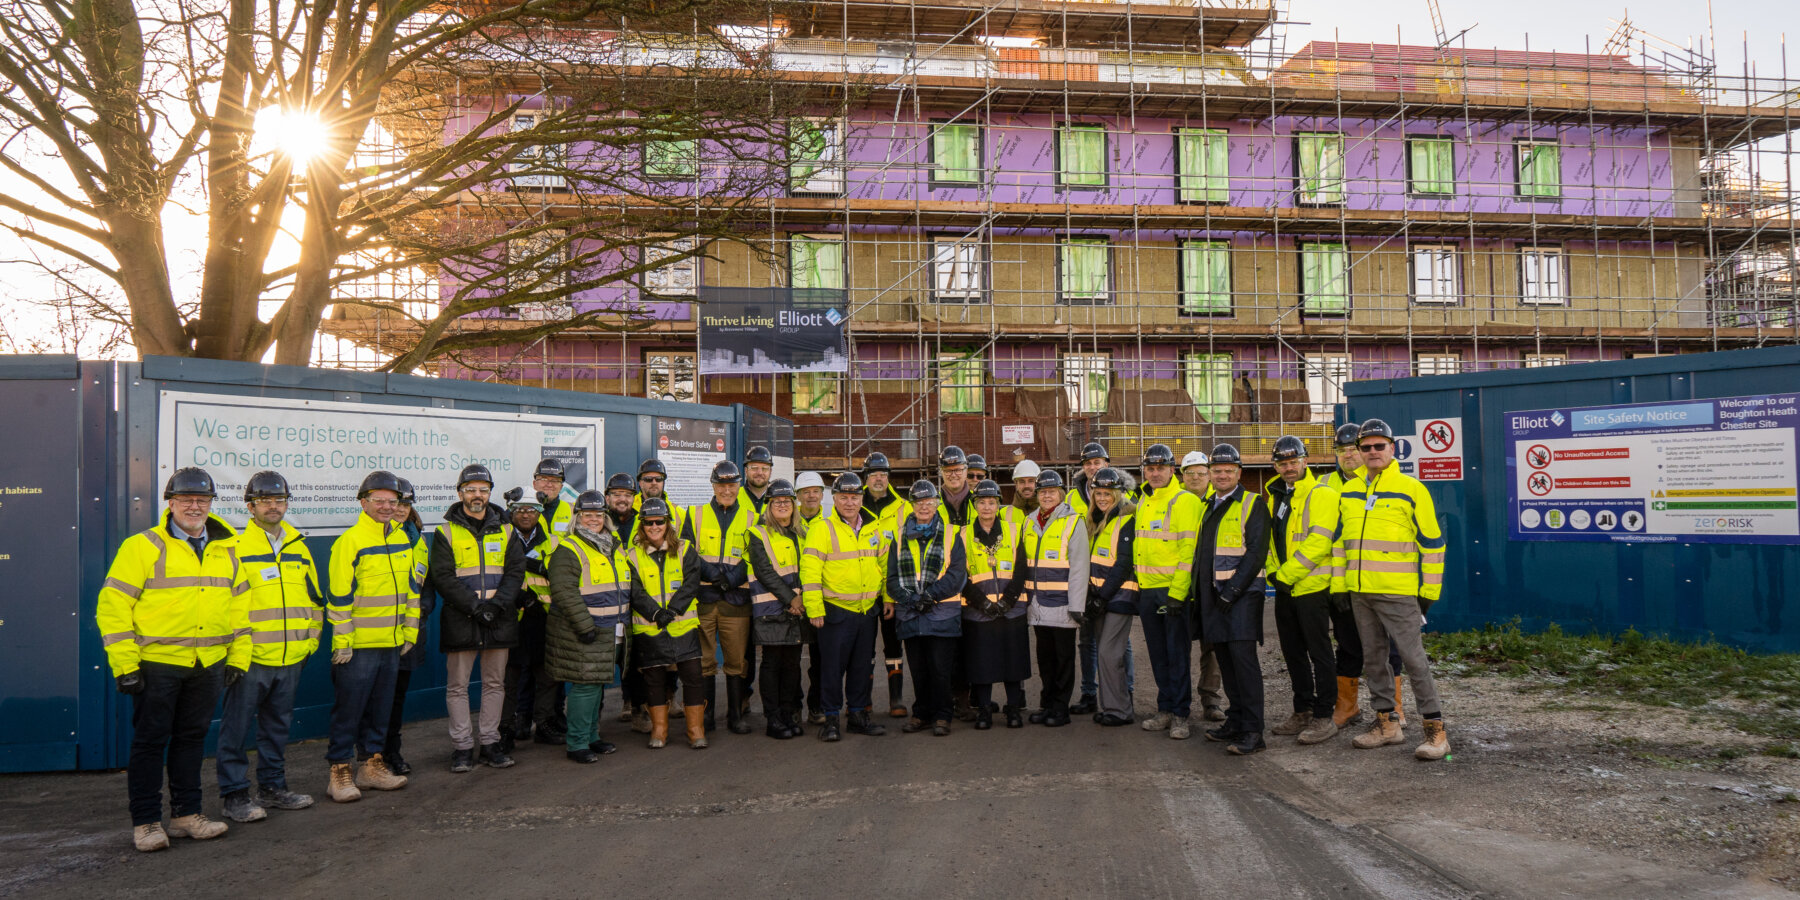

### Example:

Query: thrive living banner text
xmin=696 ymin=286 xmax=848 ymax=375
xmin=158 ymin=391 xmax=600 ymax=534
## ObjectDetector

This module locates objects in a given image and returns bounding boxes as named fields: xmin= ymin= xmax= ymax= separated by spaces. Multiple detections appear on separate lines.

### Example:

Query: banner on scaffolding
xmin=696 ymin=286 xmax=848 ymax=375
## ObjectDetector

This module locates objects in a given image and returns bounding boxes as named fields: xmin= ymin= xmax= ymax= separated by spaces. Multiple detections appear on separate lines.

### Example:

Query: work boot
xmin=954 ymin=695 xmax=977 ymax=722
xmin=221 ymin=789 xmax=266 ymax=823
xmin=566 ymin=747 xmax=600 ymax=764
xmin=685 ymin=705 xmax=709 ymax=749
xmin=1415 ymin=719 xmax=1451 ymax=761
xmin=886 ymin=663 xmax=907 ymax=718
xmin=1204 ymin=724 xmax=1240 ymax=743
xmin=1003 ymin=705 xmax=1024 ymax=729
xmin=768 ymin=714 xmax=795 ymax=739
xmin=808 ymin=707 xmax=826 ymax=726
xmin=1141 ymin=711 xmax=1172 ymax=732
xmin=1044 ymin=705 xmax=1070 ymax=728
xmin=450 ymin=748 xmax=475 ymax=773
xmin=1333 ymin=676 xmax=1364 ymax=727
xmin=819 ymin=715 xmax=842 ymax=742
xmin=1297 ymin=716 xmax=1340 ymax=745
xmin=1393 ymin=677 xmax=1408 ymax=726
xmin=631 ymin=706 xmax=653 ymax=735
xmin=385 ymin=751 xmax=412 ymax=777
xmin=846 ymin=709 xmax=887 ymax=736
xmin=479 ymin=743 xmax=515 ymax=769
xmin=589 ymin=738 xmax=618 ymax=756
xmin=355 ymin=754 xmax=408 ymax=790
xmin=497 ymin=728 xmax=517 ymax=756
xmin=932 ymin=720 xmax=951 ymax=736
xmin=617 ymin=701 xmax=636 ymax=724
xmin=726 ymin=676 xmax=753 ymax=735
xmin=672 ymin=704 xmax=685 ymax=719
xmin=1271 ymin=710 xmax=1312 ymax=736
xmin=975 ymin=708 xmax=993 ymax=730
xmin=1070 ymin=694 xmax=1098 ymax=716
xmin=256 ymin=786 xmax=314 ymax=810
xmin=167 ymin=813 xmax=228 ymax=840
xmin=133 ymin=823 xmax=170 ymax=852
xmin=702 ymin=679 xmax=718 ymax=732
xmin=327 ymin=763 xmax=361 ymax=802
xmin=533 ymin=726 xmax=563 ymax=745
xmin=647 ymin=705 xmax=669 ymax=749
xmin=902 ymin=716 xmax=928 ymax=734
xmin=1226 ymin=732 xmax=1267 ymax=756
xmin=1352 ymin=711 xmax=1406 ymax=749
xmin=786 ymin=711 xmax=806 ymax=739
xmin=1203 ymin=705 xmax=1228 ymax=722
xmin=1168 ymin=716 xmax=1192 ymax=740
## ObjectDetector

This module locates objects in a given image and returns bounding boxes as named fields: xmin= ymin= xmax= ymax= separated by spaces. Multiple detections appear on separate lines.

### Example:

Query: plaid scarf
xmin=894 ymin=518 xmax=946 ymax=599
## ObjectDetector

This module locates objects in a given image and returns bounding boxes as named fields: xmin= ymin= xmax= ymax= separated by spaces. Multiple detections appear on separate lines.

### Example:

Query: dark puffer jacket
xmin=545 ymin=527 xmax=628 ymax=684
xmin=431 ymin=501 xmax=526 ymax=652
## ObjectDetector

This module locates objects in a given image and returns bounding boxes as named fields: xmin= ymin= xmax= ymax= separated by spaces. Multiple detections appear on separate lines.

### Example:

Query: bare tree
xmin=0 ymin=0 xmax=832 ymax=368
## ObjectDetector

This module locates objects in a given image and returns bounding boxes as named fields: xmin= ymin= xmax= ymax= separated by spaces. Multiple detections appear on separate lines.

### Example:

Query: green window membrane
xmin=935 ymin=123 xmax=981 ymax=183
xmin=1060 ymin=125 xmax=1106 ymax=186
xmin=1518 ymin=142 xmax=1561 ymax=197
xmin=1061 ymin=239 xmax=1109 ymax=302
xmin=1184 ymin=352 xmax=1232 ymax=423
xmin=939 ymin=352 xmax=984 ymax=413
xmin=1301 ymin=243 xmax=1349 ymax=313
xmin=1064 ymin=356 xmax=1110 ymax=414
xmin=790 ymin=237 xmax=845 ymax=291
xmin=1177 ymin=128 xmax=1228 ymax=202
xmin=1297 ymin=133 xmax=1345 ymax=204
xmin=1409 ymin=138 xmax=1454 ymax=194
xmin=1179 ymin=241 xmax=1231 ymax=314
xmin=792 ymin=373 xmax=839 ymax=414
xmin=646 ymin=138 xmax=696 ymax=178
xmin=789 ymin=119 xmax=838 ymax=192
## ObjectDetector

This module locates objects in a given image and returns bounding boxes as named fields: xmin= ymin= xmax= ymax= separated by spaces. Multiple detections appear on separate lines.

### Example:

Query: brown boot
xmin=1351 ymin=711 xmax=1406 ymax=749
xmin=1297 ymin=716 xmax=1340 ymax=745
xmin=354 ymin=754 xmax=407 ymax=791
xmin=1393 ymin=676 xmax=1407 ymax=726
xmin=685 ymin=705 xmax=708 ymax=749
xmin=166 ymin=813 xmax=228 ymax=840
xmin=327 ymin=763 xmax=361 ymax=803
xmin=1270 ymin=710 xmax=1311 ymax=736
xmin=1332 ymin=676 xmax=1363 ymax=727
xmin=631 ymin=706 xmax=653 ymax=735
xmin=647 ymin=705 xmax=669 ymax=749
xmin=1415 ymin=719 xmax=1451 ymax=761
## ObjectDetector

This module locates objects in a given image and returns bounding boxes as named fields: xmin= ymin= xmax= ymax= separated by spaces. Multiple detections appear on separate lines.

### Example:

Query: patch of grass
xmin=1763 ymin=743 xmax=1800 ymax=760
xmin=1427 ymin=620 xmax=1800 ymax=741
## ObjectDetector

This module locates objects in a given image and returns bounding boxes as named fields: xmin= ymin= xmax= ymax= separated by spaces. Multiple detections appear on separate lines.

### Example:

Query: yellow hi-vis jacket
xmin=228 ymin=519 xmax=324 ymax=668
xmin=520 ymin=526 xmax=559 ymax=608
xmin=97 ymin=511 xmax=251 ymax=677
xmin=1132 ymin=482 xmax=1202 ymax=602
xmin=684 ymin=499 xmax=755 ymax=605
xmin=1329 ymin=466 xmax=1446 ymax=602
xmin=800 ymin=508 xmax=889 ymax=618
xmin=328 ymin=512 xmax=421 ymax=650
xmin=1264 ymin=472 xmax=1340 ymax=596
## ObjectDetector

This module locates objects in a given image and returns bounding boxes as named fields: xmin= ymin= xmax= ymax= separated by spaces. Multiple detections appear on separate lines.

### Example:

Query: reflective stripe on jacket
xmin=563 ymin=533 xmax=632 ymax=631
xmin=228 ymin=519 xmax=323 ymax=668
xmin=1131 ymin=482 xmax=1201 ymax=601
xmin=749 ymin=525 xmax=802 ymax=619
xmin=1329 ymin=467 xmax=1446 ymax=602
xmin=1089 ymin=510 xmax=1139 ymax=613
xmin=1206 ymin=488 xmax=1262 ymax=583
xmin=961 ymin=517 xmax=1023 ymax=621
xmin=327 ymin=512 xmax=420 ymax=650
xmin=1265 ymin=472 xmax=1340 ymax=596
xmin=1020 ymin=503 xmax=1088 ymax=628
xmin=685 ymin=501 xmax=755 ymax=605
xmin=629 ymin=545 xmax=700 ymax=638
xmin=97 ymin=512 xmax=251 ymax=677
xmin=799 ymin=509 xmax=889 ymax=617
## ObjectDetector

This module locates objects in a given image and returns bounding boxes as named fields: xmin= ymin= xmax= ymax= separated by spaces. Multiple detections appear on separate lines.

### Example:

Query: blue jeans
xmin=327 ymin=647 xmax=400 ymax=763
xmin=128 ymin=661 xmax=222 ymax=826
xmin=1137 ymin=590 xmax=1191 ymax=717
xmin=216 ymin=660 xmax=306 ymax=795
xmin=1079 ymin=619 xmax=1134 ymax=697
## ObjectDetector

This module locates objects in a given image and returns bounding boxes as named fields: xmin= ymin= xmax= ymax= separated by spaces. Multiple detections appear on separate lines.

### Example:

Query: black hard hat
xmin=639 ymin=458 xmax=668 ymax=478
xmin=244 ymin=470 xmax=290 ymax=501
xmin=1272 ymin=435 xmax=1307 ymax=462
xmin=1081 ymin=441 xmax=1109 ymax=461
xmin=832 ymin=472 xmax=863 ymax=493
xmin=1334 ymin=422 xmax=1363 ymax=447
xmin=357 ymin=470 xmax=403 ymax=499
xmin=766 ymin=478 xmax=796 ymax=499
xmin=574 ymin=489 xmax=607 ymax=512
xmin=909 ymin=479 xmax=939 ymax=501
xmin=1209 ymin=444 xmax=1242 ymax=465
xmin=396 ymin=477 xmax=417 ymax=505
xmin=1358 ymin=419 xmax=1396 ymax=442
xmin=1092 ymin=467 xmax=1126 ymax=491
xmin=972 ymin=479 xmax=1002 ymax=499
xmin=457 ymin=464 xmax=494 ymax=489
xmin=744 ymin=445 xmax=773 ymax=465
xmin=639 ymin=497 xmax=672 ymax=520
xmin=163 ymin=467 xmax=217 ymax=500
xmin=1036 ymin=469 xmax=1066 ymax=491
xmin=606 ymin=473 xmax=637 ymax=493
xmin=1142 ymin=443 xmax=1177 ymax=466
xmin=939 ymin=445 xmax=966 ymax=468
xmin=710 ymin=460 xmax=742 ymax=484
xmin=861 ymin=452 xmax=890 ymax=474
xmin=966 ymin=454 xmax=988 ymax=473
xmin=534 ymin=458 xmax=566 ymax=480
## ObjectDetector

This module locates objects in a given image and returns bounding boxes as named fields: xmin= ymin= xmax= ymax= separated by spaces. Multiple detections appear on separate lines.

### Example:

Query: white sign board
xmin=1001 ymin=424 xmax=1036 ymax=445
xmin=1414 ymin=416 xmax=1464 ymax=481
xmin=158 ymin=391 xmax=601 ymax=534
xmin=655 ymin=416 xmax=729 ymax=506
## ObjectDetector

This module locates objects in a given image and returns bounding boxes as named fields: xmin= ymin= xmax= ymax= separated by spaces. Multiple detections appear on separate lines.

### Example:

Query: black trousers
xmin=1275 ymin=589 xmax=1337 ymax=718
xmin=1214 ymin=639 xmax=1265 ymax=736
xmin=1329 ymin=598 xmax=1364 ymax=678
xmin=818 ymin=605 xmax=879 ymax=715
xmin=880 ymin=614 xmax=903 ymax=669
xmin=504 ymin=606 xmax=564 ymax=732
xmin=128 ymin=661 xmax=223 ymax=826
xmin=904 ymin=636 xmax=957 ymax=723
xmin=1032 ymin=626 xmax=1077 ymax=712
xmin=805 ymin=635 xmax=824 ymax=713
xmin=644 ymin=658 xmax=704 ymax=708
xmin=623 ymin=666 xmax=648 ymax=709
xmin=970 ymin=681 xmax=1025 ymax=710
xmin=758 ymin=644 xmax=804 ymax=718
xmin=385 ymin=667 xmax=412 ymax=759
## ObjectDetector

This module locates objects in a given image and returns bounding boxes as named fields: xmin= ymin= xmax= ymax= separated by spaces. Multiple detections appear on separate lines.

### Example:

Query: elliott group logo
xmin=825 ymin=308 xmax=845 ymax=326
xmin=1550 ymin=411 xmax=1566 ymax=426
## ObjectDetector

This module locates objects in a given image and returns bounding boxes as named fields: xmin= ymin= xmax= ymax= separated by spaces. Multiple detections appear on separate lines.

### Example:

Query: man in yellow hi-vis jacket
xmin=97 ymin=467 xmax=248 ymax=851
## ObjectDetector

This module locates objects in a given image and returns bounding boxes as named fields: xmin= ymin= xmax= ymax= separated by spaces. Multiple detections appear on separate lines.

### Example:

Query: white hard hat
xmin=796 ymin=471 xmax=824 ymax=490
xmin=1181 ymin=450 xmax=1211 ymax=470
xmin=1012 ymin=459 xmax=1041 ymax=480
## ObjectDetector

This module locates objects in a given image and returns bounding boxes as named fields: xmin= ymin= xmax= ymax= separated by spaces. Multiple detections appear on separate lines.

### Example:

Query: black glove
xmin=1417 ymin=596 xmax=1436 ymax=617
xmin=116 ymin=672 xmax=144 ymax=695
xmin=224 ymin=666 xmax=245 ymax=687
xmin=1084 ymin=597 xmax=1106 ymax=624
xmin=475 ymin=603 xmax=501 ymax=626
xmin=995 ymin=597 xmax=1017 ymax=618
xmin=1330 ymin=593 xmax=1351 ymax=614
xmin=654 ymin=607 xmax=676 ymax=628
xmin=578 ymin=629 xmax=601 ymax=644
xmin=1216 ymin=588 xmax=1238 ymax=607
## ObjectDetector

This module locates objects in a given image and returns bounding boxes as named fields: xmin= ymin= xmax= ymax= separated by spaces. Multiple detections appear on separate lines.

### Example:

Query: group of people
xmin=96 ymin=421 xmax=1449 ymax=853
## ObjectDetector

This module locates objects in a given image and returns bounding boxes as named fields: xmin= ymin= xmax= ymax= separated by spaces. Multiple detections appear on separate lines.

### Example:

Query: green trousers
xmin=564 ymin=682 xmax=605 ymax=752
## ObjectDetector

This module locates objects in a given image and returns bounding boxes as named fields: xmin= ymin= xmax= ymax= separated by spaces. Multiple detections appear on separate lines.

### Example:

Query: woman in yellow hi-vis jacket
xmin=627 ymin=498 xmax=706 ymax=749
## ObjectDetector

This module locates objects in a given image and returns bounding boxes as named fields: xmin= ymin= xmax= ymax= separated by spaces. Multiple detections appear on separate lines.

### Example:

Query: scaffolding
xmin=328 ymin=0 xmax=1800 ymax=475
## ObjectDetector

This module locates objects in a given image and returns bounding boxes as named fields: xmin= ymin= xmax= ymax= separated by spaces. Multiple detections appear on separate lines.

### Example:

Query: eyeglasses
xmin=639 ymin=476 xmax=664 ymax=483
xmin=1357 ymin=443 xmax=1392 ymax=453
xmin=170 ymin=496 xmax=212 ymax=507
xmin=365 ymin=498 xmax=399 ymax=507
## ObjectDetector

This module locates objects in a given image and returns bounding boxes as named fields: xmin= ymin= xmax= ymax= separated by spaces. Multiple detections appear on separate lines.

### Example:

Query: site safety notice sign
xmin=1506 ymin=392 xmax=1800 ymax=544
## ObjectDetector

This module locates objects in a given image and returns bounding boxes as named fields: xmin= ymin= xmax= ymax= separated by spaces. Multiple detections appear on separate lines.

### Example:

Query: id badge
xmin=485 ymin=539 xmax=504 ymax=554
xmin=260 ymin=565 xmax=279 ymax=582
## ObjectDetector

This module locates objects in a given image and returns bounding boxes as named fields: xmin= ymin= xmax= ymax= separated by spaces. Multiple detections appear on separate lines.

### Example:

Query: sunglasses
xmin=639 ymin=476 xmax=664 ymax=483
xmin=1357 ymin=443 xmax=1392 ymax=453
xmin=642 ymin=519 xmax=668 ymax=527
